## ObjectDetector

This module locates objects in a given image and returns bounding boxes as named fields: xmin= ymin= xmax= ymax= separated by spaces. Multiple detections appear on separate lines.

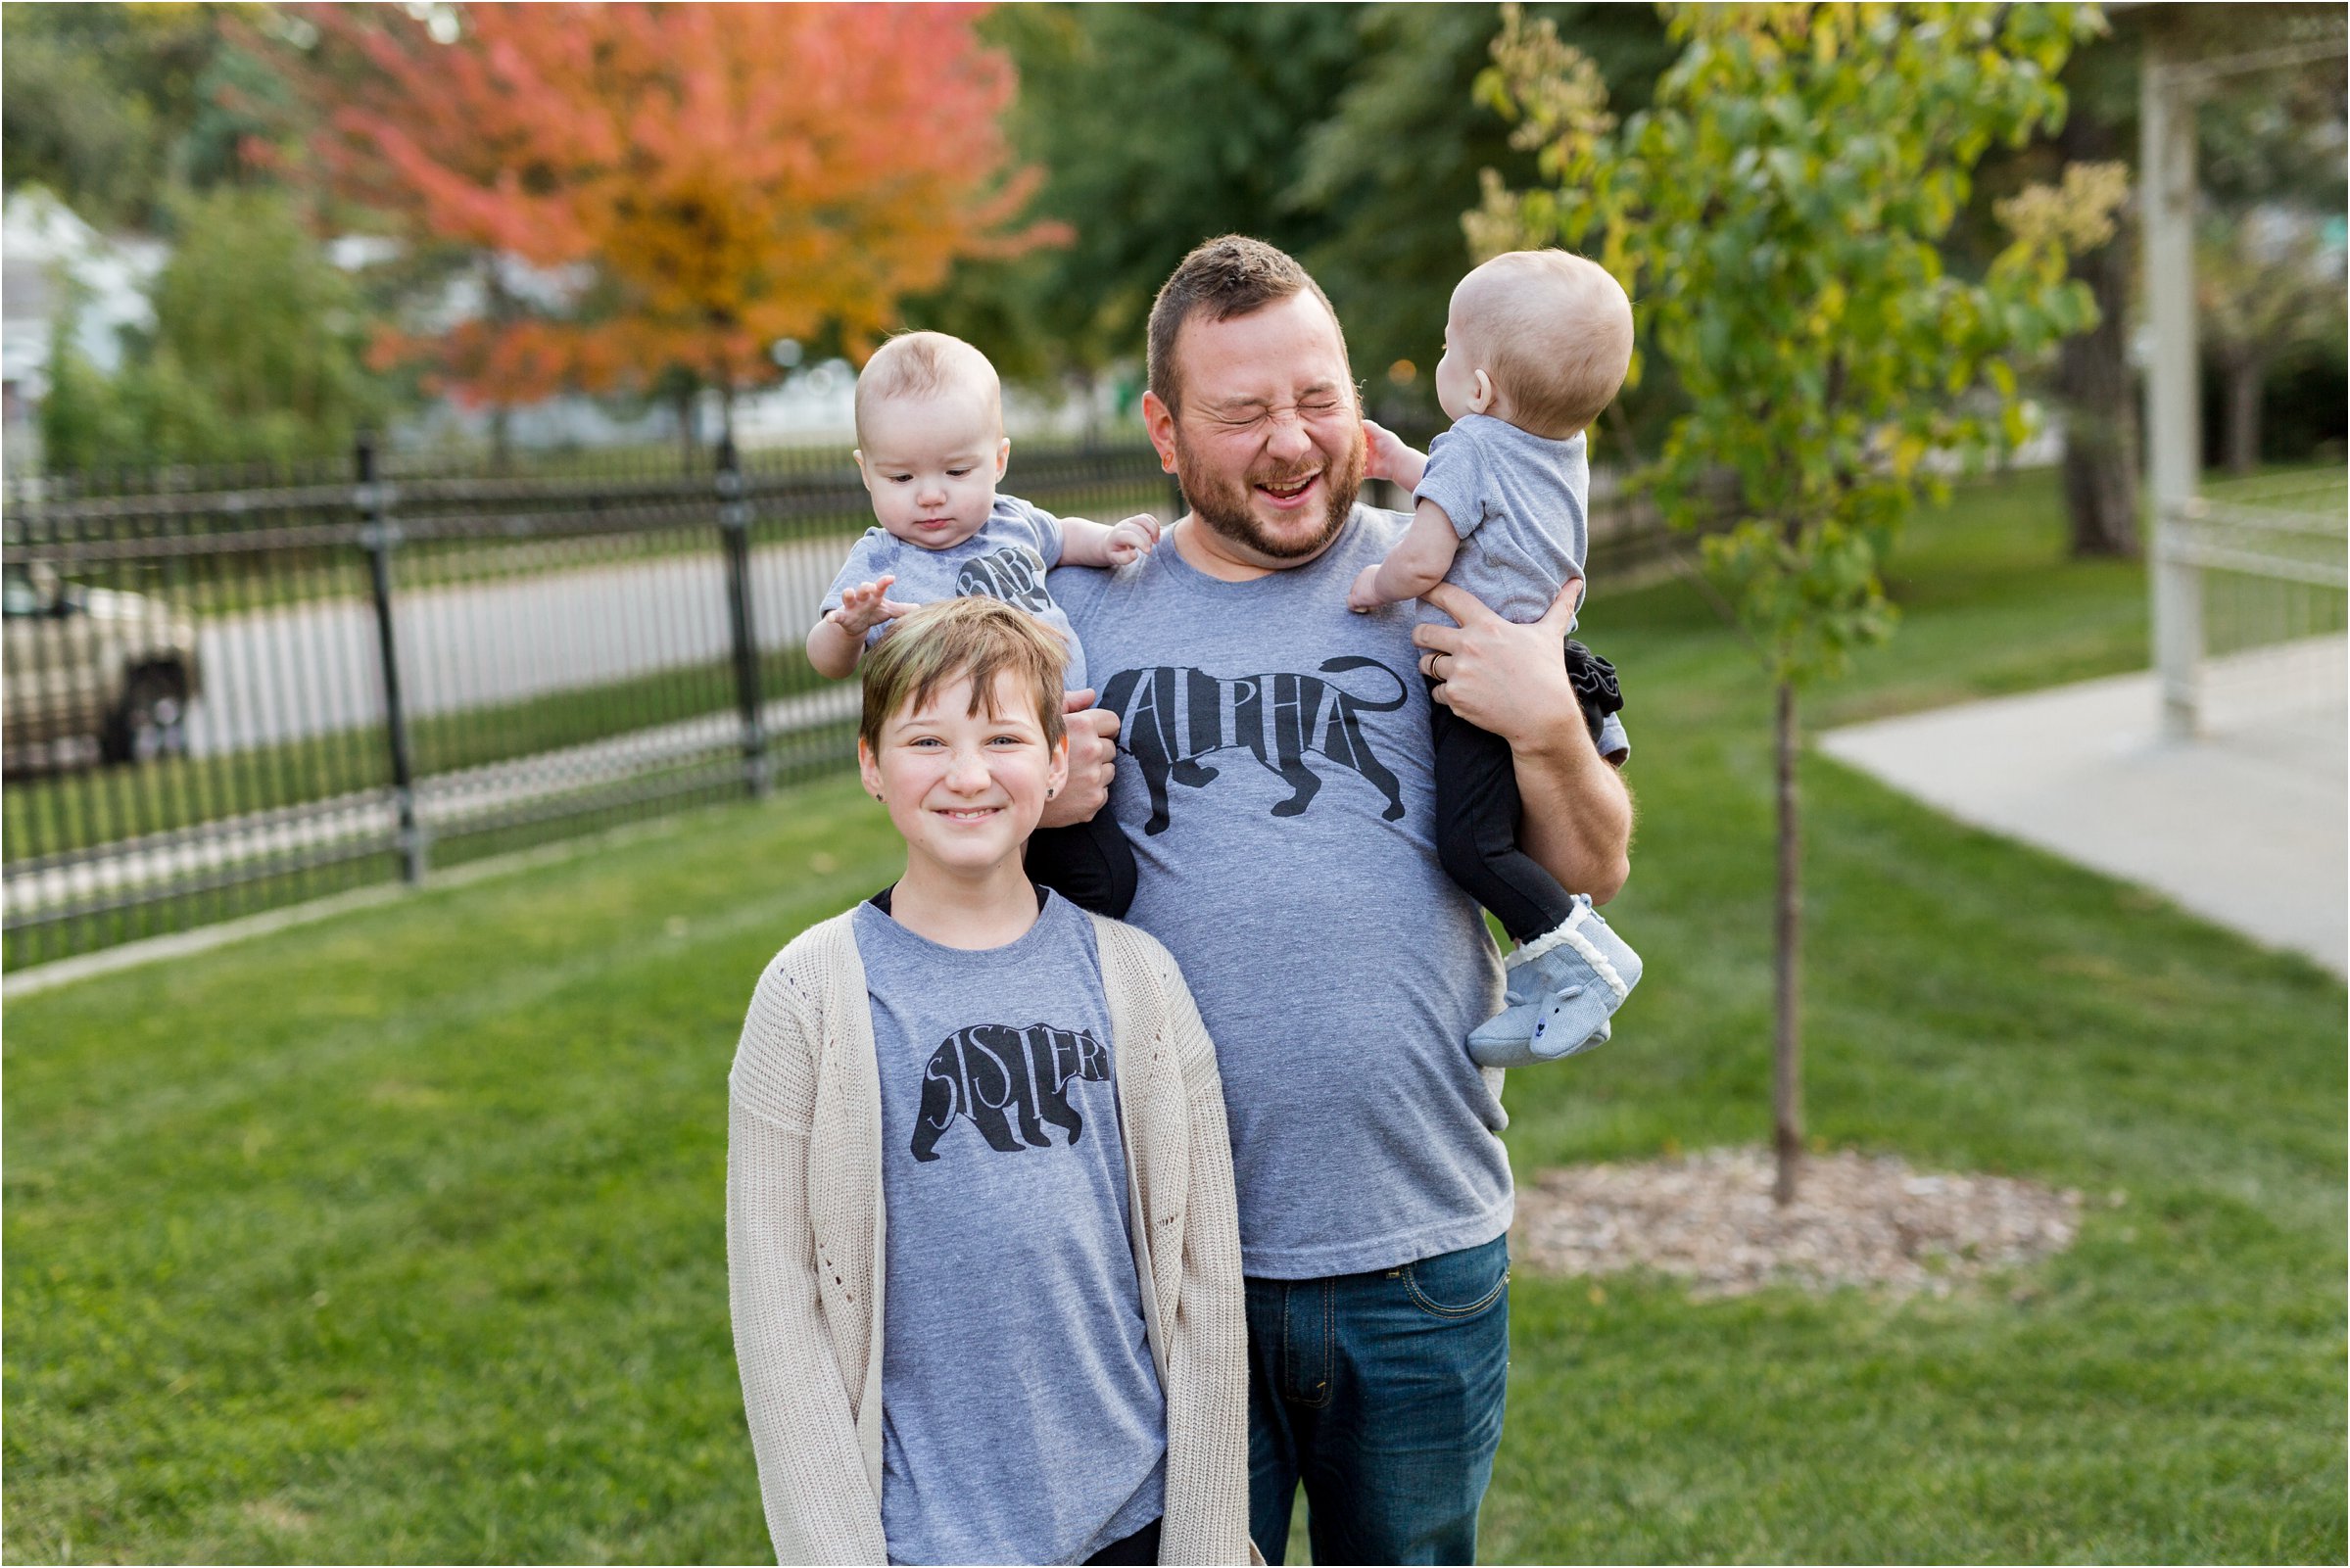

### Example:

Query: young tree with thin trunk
xmin=1472 ymin=1 xmax=2118 ymax=1203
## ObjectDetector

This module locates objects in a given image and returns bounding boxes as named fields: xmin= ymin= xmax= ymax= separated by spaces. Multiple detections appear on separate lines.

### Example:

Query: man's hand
xmin=1362 ymin=418 xmax=1427 ymax=491
xmin=1039 ymin=688 xmax=1119 ymax=829
xmin=827 ymin=576 xmax=920 ymax=639
xmin=1413 ymin=578 xmax=1583 ymax=746
xmin=1105 ymin=514 xmax=1163 ymax=566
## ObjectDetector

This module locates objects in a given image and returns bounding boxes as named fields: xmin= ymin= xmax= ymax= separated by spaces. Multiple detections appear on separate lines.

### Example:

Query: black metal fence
xmin=3 ymin=435 xmax=1678 ymax=970
xmin=2 ymin=437 xmax=1179 ymax=969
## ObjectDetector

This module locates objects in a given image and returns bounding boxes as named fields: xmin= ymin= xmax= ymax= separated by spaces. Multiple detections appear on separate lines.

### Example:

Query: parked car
xmin=4 ymin=562 xmax=203 ymax=768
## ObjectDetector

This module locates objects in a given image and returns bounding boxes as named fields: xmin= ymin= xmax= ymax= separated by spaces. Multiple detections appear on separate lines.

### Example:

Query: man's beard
xmin=1174 ymin=421 xmax=1365 ymax=563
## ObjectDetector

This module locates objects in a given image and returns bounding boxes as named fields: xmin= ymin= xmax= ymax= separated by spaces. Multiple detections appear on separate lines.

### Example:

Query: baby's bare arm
xmin=1058 ymin=513 xmax=1163 ymax=569
xmin=807 ymin=576 xmax=919 ymax=680
xmin=1348 ymin=499 xmax=1462 ymax=612
xmin=1364 ymin=418 xmax=1428 ymax=491
xmin=805 ymin=617 xmax=865 ymax=681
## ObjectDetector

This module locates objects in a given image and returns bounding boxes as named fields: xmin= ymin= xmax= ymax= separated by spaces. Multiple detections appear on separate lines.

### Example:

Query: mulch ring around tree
xmin=1511 ymin=1147 xmax=2086 ymax=1300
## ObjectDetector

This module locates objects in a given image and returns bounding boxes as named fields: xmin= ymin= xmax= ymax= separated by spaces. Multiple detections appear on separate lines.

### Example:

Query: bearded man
xmin=1045 ymin=236 xmax=1632 ymax=1565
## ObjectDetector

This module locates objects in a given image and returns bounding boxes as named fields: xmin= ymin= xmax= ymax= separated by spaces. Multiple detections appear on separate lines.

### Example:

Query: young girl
xmin=728 ymin=596 xmax=1254 ymax=1566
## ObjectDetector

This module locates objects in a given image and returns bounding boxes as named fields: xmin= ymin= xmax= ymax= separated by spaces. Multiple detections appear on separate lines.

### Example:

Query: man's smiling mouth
xmin=1256 ymin=472 xmax=1319 ymax=501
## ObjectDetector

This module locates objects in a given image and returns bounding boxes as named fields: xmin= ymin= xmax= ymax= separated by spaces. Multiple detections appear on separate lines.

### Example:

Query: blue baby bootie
xmin=1467 ymin=897 xmax=1643 ymax=1069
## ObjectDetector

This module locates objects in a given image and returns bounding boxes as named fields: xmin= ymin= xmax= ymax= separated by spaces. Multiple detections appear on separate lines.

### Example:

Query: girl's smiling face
xmin=858 ymin=670 xmax=1068 ymax=880
xmin=853 ymin=387 xmax=1012 ymax=551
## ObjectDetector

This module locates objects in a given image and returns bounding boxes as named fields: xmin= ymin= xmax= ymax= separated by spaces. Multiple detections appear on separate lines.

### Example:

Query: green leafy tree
xmin=933 ymin=3 xmax=1675 ymax=429
xmin=40 ymin=185 xmax=384 ymax=468
xmin=1 ymin=3 xmax=291 ymax=227
xmin=925 ymin=3 xmax=1365 ymax=404
xmin=1474 ymin=1 xmax=2117 ymax=1202
xmin=1955 ymin=5 xmax=2347 ymax=555
xmin=1293 ymin=3 xmax=1672 ymax=426
xmin=2198 ymin=213 xmax=2347 ymax=473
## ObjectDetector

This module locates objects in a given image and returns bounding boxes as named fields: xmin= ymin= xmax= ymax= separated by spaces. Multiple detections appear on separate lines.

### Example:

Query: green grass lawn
xmin=6 ymin=470 xmax=2343 ymax=1562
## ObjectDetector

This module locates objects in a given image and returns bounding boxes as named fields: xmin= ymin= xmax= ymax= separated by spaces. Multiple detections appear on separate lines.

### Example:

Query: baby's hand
xmin=828 ymin=576 xmax=920 ymax=637
xmin=1362 ymin=418 xmax=1423 ymax=488
xmin=1105 ymin=514 xmax=1162 ymax=566
xmin=1346 ymin=563 xmax=1388 ymax=614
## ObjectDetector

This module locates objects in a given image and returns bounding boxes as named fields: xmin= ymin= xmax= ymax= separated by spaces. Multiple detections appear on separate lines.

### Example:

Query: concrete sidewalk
xmin=1820 ymin=638 xmax=2346 ymax=977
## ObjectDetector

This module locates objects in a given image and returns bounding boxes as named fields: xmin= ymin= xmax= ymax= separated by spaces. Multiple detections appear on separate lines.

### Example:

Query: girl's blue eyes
xmin=887 ymin=469 xmax=974 ymax=482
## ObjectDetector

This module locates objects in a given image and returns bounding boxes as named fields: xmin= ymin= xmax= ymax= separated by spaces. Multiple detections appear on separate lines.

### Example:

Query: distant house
xmin=2 ymin=190 xmax=168 ymax=466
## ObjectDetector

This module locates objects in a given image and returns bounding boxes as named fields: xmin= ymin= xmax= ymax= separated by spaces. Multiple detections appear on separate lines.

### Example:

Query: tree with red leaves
xmin=301 ymin=3 xmax=1057 ymax=425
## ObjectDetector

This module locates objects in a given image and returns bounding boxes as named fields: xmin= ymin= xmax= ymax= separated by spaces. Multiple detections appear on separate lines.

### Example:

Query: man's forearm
xmin=1513 ymin=719 xmax=1631 ymax=904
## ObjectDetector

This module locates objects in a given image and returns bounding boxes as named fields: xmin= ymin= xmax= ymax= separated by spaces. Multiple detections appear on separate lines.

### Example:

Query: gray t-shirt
xmin=853 ymin=891 xmax=1166 ymax=1565
xmin=1415 ymin=414 xmax=1589 ymax=629
xmin=1051 ymin=509 xmax=1516 ymax=1279
xmin=823 ymin=494 xmax=1089 ymax=690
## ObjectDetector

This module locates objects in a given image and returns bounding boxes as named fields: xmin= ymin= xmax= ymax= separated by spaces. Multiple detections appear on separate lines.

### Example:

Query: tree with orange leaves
xmin=300 ymin=3 xmax=1058 ymax=428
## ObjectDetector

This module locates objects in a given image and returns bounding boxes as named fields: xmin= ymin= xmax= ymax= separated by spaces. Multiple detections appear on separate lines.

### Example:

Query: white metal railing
xmin=2152 ymin=478 xmax=2348 ymax=736
xmin=2140 ymin=24 xmax=2348 ymax=739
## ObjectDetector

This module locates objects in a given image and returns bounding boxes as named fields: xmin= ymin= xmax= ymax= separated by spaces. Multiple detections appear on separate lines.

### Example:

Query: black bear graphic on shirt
xmin=912 ymin=1022 xmax=1110 ymax=1162
xmin=954 ymin=545 xmax=1053 ymax=614
xmin=1097 ymin=656 xmax=1410 ymax=834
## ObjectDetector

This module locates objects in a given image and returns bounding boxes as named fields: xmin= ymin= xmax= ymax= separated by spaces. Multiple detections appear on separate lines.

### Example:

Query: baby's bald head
xmin=1451 ymin=251 xmax=1633 ymax=440
xmin=854 ymin=330 xmax=1003 ymax=448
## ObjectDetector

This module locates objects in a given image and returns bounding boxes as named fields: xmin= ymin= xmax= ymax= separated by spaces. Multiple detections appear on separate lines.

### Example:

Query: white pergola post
xmin=2141 ymin=47 xmax=2203 ymax=740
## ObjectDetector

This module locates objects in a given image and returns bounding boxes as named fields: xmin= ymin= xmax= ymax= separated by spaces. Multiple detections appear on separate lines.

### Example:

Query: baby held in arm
xmin=1347 ymin=249 xmax=1645 ymax=1069
xmin=805 ymin=329 xmax=1160 ymax=918
xmin=806 ymin=330 xmax=1158 ymax=685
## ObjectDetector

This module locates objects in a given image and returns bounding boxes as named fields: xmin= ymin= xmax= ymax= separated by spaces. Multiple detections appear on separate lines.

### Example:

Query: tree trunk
xmin=675 ymin=385 xmax=700 ymax=468
xmin=483 ymin=257 xmax=516 ymax=477
xmin=2227 ymin=356 xmax=2264 ymax=475
xmin=1772 ymin=679 xmax=1803 ymax=1207
xmin=2055 ymin=108 xmax=2140 ymax=558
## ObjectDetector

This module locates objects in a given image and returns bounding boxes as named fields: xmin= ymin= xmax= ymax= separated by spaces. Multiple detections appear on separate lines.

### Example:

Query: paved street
xmin=183 ymin=533 xmax=859 ymax=755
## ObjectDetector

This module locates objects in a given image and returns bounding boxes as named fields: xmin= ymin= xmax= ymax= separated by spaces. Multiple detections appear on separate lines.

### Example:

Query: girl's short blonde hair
xmin=857 ymin=596 xmax=1069 ymax=754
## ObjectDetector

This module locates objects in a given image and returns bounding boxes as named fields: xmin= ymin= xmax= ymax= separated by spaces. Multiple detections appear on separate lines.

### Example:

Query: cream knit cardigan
xmin=727 ymin=907 xmax=1259 ymax=1566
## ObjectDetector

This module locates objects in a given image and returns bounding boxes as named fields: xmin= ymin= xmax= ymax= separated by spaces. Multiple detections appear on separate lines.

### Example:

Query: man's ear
xmin=994 ymin=436 xmax=1011 ymax=481
xmin=1141 ymin=390 xmax=1179 ymax=476
xmin=1468 ymin=369 xmax=1497 ymax=415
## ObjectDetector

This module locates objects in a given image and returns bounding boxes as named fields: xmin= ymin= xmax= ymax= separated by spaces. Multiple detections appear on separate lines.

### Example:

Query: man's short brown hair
xmin=857 ymin=596 xmax=1068 ymax=755
xmin=1146 ymin=235 xmax=1347 ymax=415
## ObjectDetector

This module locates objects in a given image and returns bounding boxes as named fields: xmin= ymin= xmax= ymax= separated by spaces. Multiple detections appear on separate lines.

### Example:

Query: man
xmin=1047 ymin=236 xmax=1631 ymax=1565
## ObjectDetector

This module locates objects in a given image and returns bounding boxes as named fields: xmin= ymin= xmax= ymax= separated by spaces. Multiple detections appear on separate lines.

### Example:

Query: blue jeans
xmin=1246 ymin=1234 xmax=1511 ymax=1565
